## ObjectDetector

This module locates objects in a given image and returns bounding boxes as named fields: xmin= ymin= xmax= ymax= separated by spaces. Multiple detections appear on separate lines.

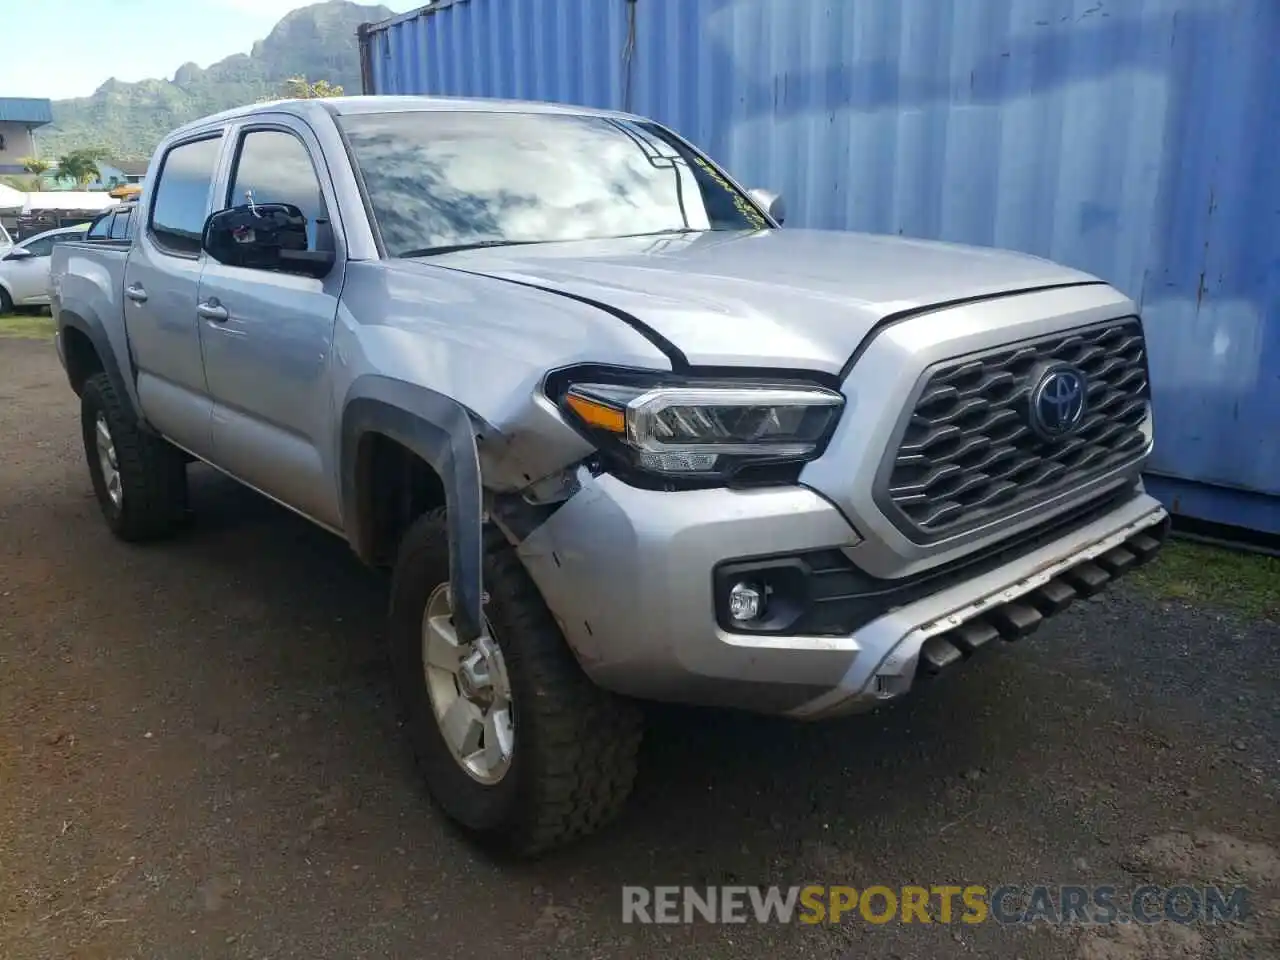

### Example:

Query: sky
xmin=0 ymin=0 xmax=417 ymax=101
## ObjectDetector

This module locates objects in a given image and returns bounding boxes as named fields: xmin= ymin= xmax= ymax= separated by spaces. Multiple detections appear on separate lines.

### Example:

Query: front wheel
xmin=388 ymin=508 xmax=643 ymax=857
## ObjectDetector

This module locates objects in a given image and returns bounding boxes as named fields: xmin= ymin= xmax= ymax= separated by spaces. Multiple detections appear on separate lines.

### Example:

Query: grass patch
xmin=1129 ymin=539 xmax=1280 ymax=621
xmin=0 ymin=313 xmax=55 ymax=340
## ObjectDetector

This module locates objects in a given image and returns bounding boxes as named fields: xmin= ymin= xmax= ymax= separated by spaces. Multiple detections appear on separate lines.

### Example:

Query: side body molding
xmin=340 ymin=375 xmax=488 ymax=645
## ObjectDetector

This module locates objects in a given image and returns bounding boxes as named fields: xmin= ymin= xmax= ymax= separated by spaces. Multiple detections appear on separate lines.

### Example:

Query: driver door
xmin=196 ymin=117 xmax=346 ymax=528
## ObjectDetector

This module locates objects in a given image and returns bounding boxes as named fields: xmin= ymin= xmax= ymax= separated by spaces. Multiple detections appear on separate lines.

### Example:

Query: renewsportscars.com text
xmin=622 ymin=884 xmax=1252 ymax=926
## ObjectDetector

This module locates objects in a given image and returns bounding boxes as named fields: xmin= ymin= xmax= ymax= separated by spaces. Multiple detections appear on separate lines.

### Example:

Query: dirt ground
xmin=0 ymin=336 xmax=1276 ymax=960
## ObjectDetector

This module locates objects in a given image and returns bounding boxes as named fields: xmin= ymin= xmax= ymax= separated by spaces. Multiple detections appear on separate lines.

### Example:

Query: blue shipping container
xmin=360 ymin=0 xmax=1280 ymax=536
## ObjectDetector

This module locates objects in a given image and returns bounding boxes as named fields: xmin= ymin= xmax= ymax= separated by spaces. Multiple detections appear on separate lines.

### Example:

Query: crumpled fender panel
xmin=341 ymin=375 xmax=487 ymax=644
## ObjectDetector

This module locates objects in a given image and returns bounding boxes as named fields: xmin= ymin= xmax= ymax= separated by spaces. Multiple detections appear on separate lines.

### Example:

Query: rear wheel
xmin=80 ymin=372 xmax=188 ymax=542
xmin=0 ymin=287 xmax=12 ymax=314
xmin=389 ymin=508 xmax=643 ymax=856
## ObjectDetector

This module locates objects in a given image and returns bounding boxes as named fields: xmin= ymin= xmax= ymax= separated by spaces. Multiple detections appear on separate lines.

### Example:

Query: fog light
xmin=728 ymin=582 xmax=765 ymax=622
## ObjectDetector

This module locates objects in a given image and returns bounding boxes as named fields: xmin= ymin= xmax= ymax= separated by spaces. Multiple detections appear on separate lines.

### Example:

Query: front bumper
xmin=515 ymin=469 xmax=1168 ymax=718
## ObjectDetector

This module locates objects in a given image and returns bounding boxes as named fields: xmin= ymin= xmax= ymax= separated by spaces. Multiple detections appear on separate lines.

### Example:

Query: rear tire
xmin=388 ymin=508 xmax=643 ymax=857
xmin=0 ymin=287 xmax=12 ymax=314
xmin=80 ymin=372 xmax=188 ymax=542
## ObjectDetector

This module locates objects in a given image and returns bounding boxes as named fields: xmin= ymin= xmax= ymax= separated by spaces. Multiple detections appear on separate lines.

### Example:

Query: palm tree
xmin=54 ymin=149 xmax=109 ymax=188
xmin=0 ymin=174 xmax=39 ymax=192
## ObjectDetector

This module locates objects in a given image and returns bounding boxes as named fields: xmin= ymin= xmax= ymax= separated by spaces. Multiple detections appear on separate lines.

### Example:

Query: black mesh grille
xmin=883 ymin=319 xmax=1150 ymax=537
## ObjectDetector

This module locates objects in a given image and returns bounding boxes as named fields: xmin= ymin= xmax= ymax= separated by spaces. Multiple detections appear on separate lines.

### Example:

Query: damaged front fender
xmin=340 ymin=376 xmax=489 ymax=644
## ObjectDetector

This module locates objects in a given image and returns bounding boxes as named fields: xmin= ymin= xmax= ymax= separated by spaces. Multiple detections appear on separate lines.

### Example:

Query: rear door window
xmin=149 ymin=135 xmax=223 ymax=256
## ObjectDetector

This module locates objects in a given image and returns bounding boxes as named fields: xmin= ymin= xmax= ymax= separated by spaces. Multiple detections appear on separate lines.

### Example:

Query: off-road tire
xmin=388 ymin=508 xmax=643 ymax=857
xmin=80 ymin=372 xmax=188 ymax=542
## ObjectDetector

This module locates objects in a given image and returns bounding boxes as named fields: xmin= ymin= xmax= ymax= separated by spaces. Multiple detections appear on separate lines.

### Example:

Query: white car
xmin=0 ymin=223 xmax=91 ymax=312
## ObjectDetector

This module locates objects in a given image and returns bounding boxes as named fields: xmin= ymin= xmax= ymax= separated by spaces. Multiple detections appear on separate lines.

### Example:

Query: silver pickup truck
xmin=50 ymin=95 xmax=1168 ymax=856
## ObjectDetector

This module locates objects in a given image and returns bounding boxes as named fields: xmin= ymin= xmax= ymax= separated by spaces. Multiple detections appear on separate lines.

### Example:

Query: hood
xmin=419 ymin=229 xmax=1101 ymax=374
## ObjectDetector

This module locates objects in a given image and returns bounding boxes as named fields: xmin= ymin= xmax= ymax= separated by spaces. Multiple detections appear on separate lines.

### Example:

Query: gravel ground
xmin=0 ymin=336 xmax=1276 ymax=960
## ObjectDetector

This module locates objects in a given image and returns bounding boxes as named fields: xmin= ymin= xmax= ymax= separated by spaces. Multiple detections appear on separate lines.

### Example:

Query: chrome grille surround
xmin=876 ymin=318 xmax=1151 ymax=541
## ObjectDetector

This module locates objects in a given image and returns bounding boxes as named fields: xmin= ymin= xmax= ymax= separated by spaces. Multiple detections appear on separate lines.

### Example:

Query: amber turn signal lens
xmin=566 ymin=393 xmax=626 ymax=433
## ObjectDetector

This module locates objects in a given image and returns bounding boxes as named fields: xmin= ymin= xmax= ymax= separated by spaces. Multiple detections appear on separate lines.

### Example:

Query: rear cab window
xmin=148 ymin=135 xmax=223 ymax=257
xmin=86 ymin=213 xmax=112 ymax=239
xmin=109 ymin=207 xmax=134 ymax=240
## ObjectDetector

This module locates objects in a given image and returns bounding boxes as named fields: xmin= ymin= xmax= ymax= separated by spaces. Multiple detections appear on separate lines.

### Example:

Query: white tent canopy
xmin=0 ymin=183 xmax=24 ymax=213
xmin=20 ymin=191 xmax=117 ymax=214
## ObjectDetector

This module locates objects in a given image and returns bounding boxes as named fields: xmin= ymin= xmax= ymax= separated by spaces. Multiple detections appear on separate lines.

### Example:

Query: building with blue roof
xmin=0 ymin=97 xmax=54 ymax=175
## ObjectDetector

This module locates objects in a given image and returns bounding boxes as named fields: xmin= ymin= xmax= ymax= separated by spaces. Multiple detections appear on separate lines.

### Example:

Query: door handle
xmin=124 ymin=283 xmax=148 ymax=303
xmin=197 ymin=299 xmax=229 ymax=323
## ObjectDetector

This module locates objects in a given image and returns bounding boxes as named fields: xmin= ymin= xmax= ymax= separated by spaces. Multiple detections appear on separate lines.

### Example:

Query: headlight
xmin=554 ymin=372 xmax=844 ymax=483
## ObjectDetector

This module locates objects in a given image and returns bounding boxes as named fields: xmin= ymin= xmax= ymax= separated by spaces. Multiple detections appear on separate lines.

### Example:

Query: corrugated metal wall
xmin=362 ymin=0 xmax=1280 ymax=535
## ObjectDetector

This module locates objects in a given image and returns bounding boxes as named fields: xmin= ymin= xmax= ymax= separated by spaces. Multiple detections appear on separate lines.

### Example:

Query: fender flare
xmin=57 ymin=303 xmax=137 ymax=413
xmin=340 ymin=375 xmax=488 ymax=645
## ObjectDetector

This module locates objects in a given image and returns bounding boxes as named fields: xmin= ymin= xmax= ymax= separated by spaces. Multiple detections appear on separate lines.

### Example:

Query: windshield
xmin=337 ymin=110 xmax=771 ymax=257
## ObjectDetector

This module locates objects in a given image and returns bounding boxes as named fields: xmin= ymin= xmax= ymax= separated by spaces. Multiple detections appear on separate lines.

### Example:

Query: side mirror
xmin=4 ymin=247 xmax=34 ymax=262
xmin=747 ymin=188 xmax=786 ymax=226
xmin=202 ymin=202 xmax=334 ymax=279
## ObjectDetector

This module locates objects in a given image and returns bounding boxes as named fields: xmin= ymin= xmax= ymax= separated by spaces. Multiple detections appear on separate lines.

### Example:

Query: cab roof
xmin=162 ymin=94 xmax=639 ymax=143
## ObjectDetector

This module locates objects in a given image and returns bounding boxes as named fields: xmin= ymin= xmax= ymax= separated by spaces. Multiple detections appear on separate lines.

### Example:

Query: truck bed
xmin=49 ymin=239 xmax=134 ymax=404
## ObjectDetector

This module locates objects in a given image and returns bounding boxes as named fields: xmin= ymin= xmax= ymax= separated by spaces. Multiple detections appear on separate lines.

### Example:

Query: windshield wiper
xmin=400 ymin=230 xmax=705 ymax=258
xmin=612 ymin=228 xmax=705 ymax=240
xmin=398 ymin=239 xmax=540 ymax=258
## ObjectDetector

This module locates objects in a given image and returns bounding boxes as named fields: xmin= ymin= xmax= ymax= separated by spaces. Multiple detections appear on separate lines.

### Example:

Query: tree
xmin=54 ymin=148 xmax=111 ymax=188
xmin=20 ymin=157 xmax=50 ymax=178
xmin=281 ymin=76 xmax=343 ymax=99
xmin=255 ymin=76 xmax=344 ymax=104
xmin=0 ymin=174 xmax=40 ymax=192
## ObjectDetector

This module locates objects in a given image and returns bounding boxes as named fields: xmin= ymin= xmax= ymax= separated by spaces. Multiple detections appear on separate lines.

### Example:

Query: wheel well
xmin=62 ymin=326 xmax=105 ymax=396
xmin=356 ymin=432 xmax=447 ymax=567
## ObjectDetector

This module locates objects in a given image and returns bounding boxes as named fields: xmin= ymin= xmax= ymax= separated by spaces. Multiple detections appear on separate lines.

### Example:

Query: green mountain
xmin=40 ymin=0 xmax=394 ymax=161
